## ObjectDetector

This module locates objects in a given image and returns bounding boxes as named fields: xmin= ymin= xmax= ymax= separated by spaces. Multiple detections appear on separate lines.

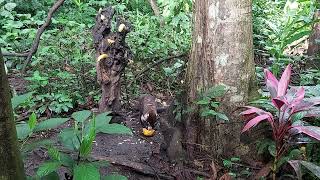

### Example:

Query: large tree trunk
xmin=308 ymin=9 xmax=320 ymax=56
xmin=0 ymin=50 xmax=26 ymax=179
xmin=185 ymin=0 xmax=256 ymax=158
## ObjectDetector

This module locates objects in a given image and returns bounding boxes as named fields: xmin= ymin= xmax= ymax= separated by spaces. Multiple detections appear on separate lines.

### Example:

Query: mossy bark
xmin=0 ymin=50 xmax=26 ymax=179
xmin=185 ymin=0 xmax=257 ymax=158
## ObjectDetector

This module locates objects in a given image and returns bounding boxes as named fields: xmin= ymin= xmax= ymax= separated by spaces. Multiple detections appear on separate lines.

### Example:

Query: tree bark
xmin=185 ymin=0 xmax=257 ymax=158
xmin=148 ymin=0 xmax=164 ymax=26
xmin=92 ymin=7 xmax=132 ymax=113
xmin=308 ymin=9 xmax=320 ymax=56
xmin=0 ymin=50 xmax=26 ymax=179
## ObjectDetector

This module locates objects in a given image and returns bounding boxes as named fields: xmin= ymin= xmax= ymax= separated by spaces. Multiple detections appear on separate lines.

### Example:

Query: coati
xmin=139 ymin=94 xmax=159 ymax=130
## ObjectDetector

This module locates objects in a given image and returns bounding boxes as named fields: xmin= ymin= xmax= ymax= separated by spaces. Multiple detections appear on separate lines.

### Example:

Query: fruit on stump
xmin=142 ymin=128 xmax=155 ymax=137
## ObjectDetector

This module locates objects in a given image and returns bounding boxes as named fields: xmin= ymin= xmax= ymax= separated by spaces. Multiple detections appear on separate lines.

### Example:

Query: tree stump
xmin=92 ymin=7 xmax=132 ymax=112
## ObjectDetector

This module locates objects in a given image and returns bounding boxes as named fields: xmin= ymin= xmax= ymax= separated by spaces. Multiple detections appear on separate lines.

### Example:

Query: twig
xmin=21 ymin=0 xmax=65 ymax=73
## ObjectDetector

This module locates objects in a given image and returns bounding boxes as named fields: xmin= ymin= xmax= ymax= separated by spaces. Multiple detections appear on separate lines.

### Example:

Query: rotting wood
xmin=92 ymin=7 xmax=132 ymax=113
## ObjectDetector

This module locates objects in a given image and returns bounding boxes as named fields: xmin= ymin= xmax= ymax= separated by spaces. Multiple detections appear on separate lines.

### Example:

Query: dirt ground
xmin=23 ymin=109 xmax=182 ymax=180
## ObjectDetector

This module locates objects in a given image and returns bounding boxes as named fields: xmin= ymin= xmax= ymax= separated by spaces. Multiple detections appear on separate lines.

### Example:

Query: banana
xmin=142 ymin=128 xmax=155 ymax=137
xmin=118 ymin=24 xmax=126 ymax=32
xmin=97 ymin=54 xmax=108 ymax=62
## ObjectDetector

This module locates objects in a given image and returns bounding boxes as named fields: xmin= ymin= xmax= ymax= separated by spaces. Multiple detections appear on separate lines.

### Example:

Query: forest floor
xmin=23 ymin=111 xmax=176 ymax=180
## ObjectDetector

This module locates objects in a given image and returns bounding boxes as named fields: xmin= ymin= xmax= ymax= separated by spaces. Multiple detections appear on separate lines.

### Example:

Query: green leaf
xmin=36 ymin=162 xmax=61 ymax=177
xmin=22 ymin=139 xmax=54 ymax=153
xmin=80 ymin=119 xmax=96 ymax=157
xmin=41 ymin=171 xmax=60 ymax=180
xmin=72 ymin=110 xmax=92 ymax=123
xmin=104 ymin=174 xmax=128 ymax=180
xmin=216 ymin=113 xmax=229 ymax=121
xmin=48 ymin=146 xmax=61 ymax=161
xmin=210 ymin=102 xmax=219 ymax=108
xmin=4 ymin=2 xmax=16 ymax=11
xmin=268 ymin=144 xmax=276 ymax=157
xmin=282 ymin=30 xmax=311 ymax=50
xmin=11 ymin=92 xmax=33 ymax=109
xmin=200 ymin=109 xmax=217 ymax=117
xmin=230 ymin=157 xmax=241 ymax=162
xmin=300 ymin=161 xmax=320 ymax=178
xmin=28 ymin=112 xmax=37 ymax=130
xmin=16 ymin=123 xmax=32 ymax=140
xmin=97 ymin=124 xmax=132 ymax=135
xmin=95 ymin=112 xmax=112 ymax=128
xmin=196 ymin=98 xmax=210 ymax=105
xmin=59 ymin=128 xmax=80 ymax=151
xmin=34 ymin=118 xmax=69 ymax=132
xmin=74 ymin=163 xmax=100 ymax=180
xmin=91 ymin=160 xmax=109 ymax=168
xmin=207 ymin=85 xmax=226 ymax=98
xmin=223 ymin=159 xmax=232 ymax=168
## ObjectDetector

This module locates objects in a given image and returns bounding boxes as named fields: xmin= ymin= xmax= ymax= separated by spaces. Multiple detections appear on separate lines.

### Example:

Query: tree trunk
xmin=308 ymin=9 xmax=320 ymax=56
xmin=92 ymin=7 xmax=132 ymax=113
xmin=185 ymin=0 xmax=257 ymax=158
xmin=0 ymin=50 xmax=26 ymax=179
xmin=148 ymin=0 xmax=164 ymax=26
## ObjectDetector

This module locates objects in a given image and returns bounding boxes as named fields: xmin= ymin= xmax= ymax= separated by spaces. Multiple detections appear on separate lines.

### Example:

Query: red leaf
xmin=242 ymin=114 xmax=271 ymax=133
xmin=278 ymin=64 xmax=292 ymax=96
xmin=264 ymin=69 xmax=279 ymax=98
xmin=289 ymin=87 xmax=305 ymax=108
xmin=305 ymin=107 xmax=320 ymax=117
xmin=292 ymin=100 xmax=315 ymax=114
xmin=272 ymin=97 xmax=287 ymax=110
xmin=292 ymin=126 xmax=320 ymax=141
xmin=288 ymin=160 xmax=302 ymax=180
xmin=240 ymin=106 xmax=268 ymax=115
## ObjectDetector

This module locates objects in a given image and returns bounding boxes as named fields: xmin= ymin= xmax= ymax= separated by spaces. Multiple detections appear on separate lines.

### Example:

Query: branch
xmin=90 ymin=155 xmax=174 ymax=180
xmin=2 ymin=52 xmax=29 ymax=57
xmin=20 ymin=0 xmax=65 ymax=73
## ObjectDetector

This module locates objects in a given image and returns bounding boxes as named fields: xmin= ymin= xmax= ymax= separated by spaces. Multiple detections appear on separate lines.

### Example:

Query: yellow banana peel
xmin=97 ymin=54 xmax=108 ymax=62
xmin=118 ymin=24 xmax=126 ymax=32
xmin=142 ymin=128 xmax=155 ymax=137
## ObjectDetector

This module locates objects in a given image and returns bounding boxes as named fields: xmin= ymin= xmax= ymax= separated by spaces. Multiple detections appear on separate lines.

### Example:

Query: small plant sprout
xmin=240 ymin=64 xmax=320 ymax=179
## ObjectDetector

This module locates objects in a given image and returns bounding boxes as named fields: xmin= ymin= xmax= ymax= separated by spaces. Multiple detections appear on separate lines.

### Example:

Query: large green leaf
xmin=301 ymin=161 xmax=320 ymax=179
xmin=95 ymin=112 xmax=112 ymax=128
xmin=72 ymin=110 xmax=92 ymax=123
xmin=59 ymin=128 xmax=80 ymax=151
xmin=16 ymin=123 xmax=32 ymax=140
xmin=97 ymin=124 xmax=132 ymax=135
xmin=104 ymin=174 xmax=128 ymax=180
xmin=34 ymin=118 xmax=69 ymax=132
xmin=36 ymin=162 xmax=61 ymax=177
xmin=11 ymin=92 xmax=33 ymax=109
xmin=73 ymin=163 xmax=100 ymax=180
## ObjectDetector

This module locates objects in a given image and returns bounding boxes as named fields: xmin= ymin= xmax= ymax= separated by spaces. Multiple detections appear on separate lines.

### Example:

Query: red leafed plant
xmin=240 ymin=64 xmax=320 ymax=179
